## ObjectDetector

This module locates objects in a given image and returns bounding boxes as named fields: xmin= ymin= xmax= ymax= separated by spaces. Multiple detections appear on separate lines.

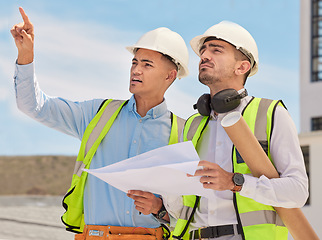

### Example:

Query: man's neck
xmin=209 ymin=84 xmax=244 ymax=97
xmin=134 ymin=95 xmax=164 ymax=117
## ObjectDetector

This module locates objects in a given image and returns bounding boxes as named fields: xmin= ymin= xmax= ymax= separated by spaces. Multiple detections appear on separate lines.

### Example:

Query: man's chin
xmin=129 ymin=86 xmax=137 ymax=95
xmin=198 ymin=73 xmax=213 ymax=85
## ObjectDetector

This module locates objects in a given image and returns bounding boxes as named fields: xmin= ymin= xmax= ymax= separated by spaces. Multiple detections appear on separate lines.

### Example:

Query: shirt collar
xmin=127 ymin=95 xmax=168 ymax=119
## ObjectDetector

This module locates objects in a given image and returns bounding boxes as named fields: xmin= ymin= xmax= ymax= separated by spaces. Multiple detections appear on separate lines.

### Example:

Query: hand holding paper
xmin=192 ymin=160 xmax=235 ymax=191
xmin=127 ymin=190 xmax=162 ymax=215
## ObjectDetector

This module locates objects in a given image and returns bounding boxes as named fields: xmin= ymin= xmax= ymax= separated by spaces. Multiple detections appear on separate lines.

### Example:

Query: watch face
xmin=233 ymin=173 xmax=245 ymax=186
xmin=158 ymin=210 xmax=167 ymax=219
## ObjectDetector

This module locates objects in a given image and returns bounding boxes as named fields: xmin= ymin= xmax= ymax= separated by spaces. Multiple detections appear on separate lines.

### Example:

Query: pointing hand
xmin=10 ymin=7 xmax=34 ymax=64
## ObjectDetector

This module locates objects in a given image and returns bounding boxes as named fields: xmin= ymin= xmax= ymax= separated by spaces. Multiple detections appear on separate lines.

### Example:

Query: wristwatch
xmin=152 ymin=199 xmax=167 ymax=219
xmin=231 ymin=173 xmax=245 ymax=193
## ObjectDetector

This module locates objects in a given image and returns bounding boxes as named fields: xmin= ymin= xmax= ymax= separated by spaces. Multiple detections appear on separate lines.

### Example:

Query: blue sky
xmin=0 ymin=0 xmax=300 ymax=155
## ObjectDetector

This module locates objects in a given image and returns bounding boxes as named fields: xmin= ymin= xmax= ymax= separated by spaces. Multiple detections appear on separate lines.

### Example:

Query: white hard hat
xmin=190 ymin=21 xmax=259 ymax=77
xmin=126 ymin=27 xmax=189 ymax=79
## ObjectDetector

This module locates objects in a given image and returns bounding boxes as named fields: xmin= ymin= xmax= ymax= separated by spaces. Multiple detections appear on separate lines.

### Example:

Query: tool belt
xmin=75 ymin=225 xmax=164 ymax=240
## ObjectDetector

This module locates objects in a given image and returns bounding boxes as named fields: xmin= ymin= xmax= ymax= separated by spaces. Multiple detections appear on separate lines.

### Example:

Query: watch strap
xmin=231 ymin=173 xmax=244 ymax=193
xmin=152 ymin=199 xmax=166 ymax=219
xmin=231 ymin=185 xmax=242 ymax=193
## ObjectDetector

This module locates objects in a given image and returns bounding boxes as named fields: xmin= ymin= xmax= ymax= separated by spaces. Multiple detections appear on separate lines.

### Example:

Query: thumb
xmin=21 ymin=29 xmax=33 ymax=43
xmin=21 ymin=29 xmax=29 ymax=38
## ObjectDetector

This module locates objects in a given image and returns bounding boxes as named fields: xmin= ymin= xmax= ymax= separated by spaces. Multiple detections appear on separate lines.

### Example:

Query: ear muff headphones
xmin=193 ymin=89 xmax=248 ymax=116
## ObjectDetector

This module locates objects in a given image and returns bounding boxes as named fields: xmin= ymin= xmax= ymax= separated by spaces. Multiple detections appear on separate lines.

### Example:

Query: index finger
xmin=19 ymin=7 xmax=31 ymax=24
xmin=128 ymin=190 xmax=154 ymax=198
xmin=198 ymin=160 xmax=218 ymax=169
xmin=128 ymin=190 xmax=146 ymax=196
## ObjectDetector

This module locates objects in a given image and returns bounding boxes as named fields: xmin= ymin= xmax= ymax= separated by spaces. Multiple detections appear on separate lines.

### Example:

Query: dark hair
xmin=161 ymin=53 xmax=179 ymax=71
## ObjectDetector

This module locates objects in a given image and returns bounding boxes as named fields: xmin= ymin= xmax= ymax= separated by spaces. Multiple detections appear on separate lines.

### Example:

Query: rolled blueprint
xmin=221 ymin=112 xmax=318 ymax=240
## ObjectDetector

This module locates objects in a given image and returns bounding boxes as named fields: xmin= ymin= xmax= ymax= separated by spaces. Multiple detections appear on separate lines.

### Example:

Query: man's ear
xmin=235 ymin=60 xmax=251 ymax=76
xmin=166 ymin=69 xmax=178 ymax=83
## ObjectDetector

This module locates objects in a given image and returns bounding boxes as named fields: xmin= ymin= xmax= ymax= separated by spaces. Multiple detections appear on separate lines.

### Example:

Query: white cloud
xmin=0 ymin=52 xmax=16 ymax=105
xmin=30 ymin=14 xmax=137 ymax=100
xmin=0 ymin=87 xmax=9 ymax=101
xmin=245 ymin=62 xmax=300 ymax=128
xmin=0 ymin=19 xmax=8 ymax=31
xmin=36 ymin=22 xmax=132 ymax=67
xmin=165 ymin=84 xmax=198 ymax=120
xmin=247 ymin=62 xmax=299 ymax=103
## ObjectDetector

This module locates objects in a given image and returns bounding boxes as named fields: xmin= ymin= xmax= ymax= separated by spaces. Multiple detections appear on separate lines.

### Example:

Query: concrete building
xmin=299 ymin=0 xmax=322 ymax=238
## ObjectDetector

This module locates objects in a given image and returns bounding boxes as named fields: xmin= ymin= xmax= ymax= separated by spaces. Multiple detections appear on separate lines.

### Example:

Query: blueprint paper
xmin=84 ymin=141 xmax=216 ymax=198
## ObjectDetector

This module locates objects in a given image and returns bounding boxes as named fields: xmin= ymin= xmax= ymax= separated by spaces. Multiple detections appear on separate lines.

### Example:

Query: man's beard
xmin=198 ymin=70 xmax=221 ymax=85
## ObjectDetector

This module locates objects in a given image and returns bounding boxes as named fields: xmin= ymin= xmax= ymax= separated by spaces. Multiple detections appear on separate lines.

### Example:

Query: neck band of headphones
xmin=193 ymin=89 xmax=248 ymax=116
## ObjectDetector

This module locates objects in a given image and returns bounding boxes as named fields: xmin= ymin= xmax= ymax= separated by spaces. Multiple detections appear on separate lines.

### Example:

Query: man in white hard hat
xmin=163 ymin=21 xmax=308 ymax=240
xmin=11 ymin=7 xmax=188 ymax=240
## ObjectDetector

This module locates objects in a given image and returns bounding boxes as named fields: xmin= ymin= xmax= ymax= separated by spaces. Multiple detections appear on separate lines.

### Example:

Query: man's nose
xmin=200 ymin=49 xmax=211 ymax=62
xmin=132 ymin=65 xmax=142 ymax=75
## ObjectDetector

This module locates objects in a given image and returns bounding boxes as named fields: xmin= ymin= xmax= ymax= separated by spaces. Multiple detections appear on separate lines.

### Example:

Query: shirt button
xmin=153 ymin=115 xmax=157 ymax=118
xmin=133 ymin=140 xmax=137 ymax=144
xmin=126 ymin=211 xmax=130 ymax=214
xmin=139 ymin=119 xmax=142 ymax=123
xmin=217 ymin=142 xmax=222 ymax=146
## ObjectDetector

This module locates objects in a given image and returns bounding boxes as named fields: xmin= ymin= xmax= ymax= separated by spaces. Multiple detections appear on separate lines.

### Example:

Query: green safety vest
xmin=172 ymin=97 xmax=288 ymax=240
xmin=61 ymin=99 xmax=185 ymax=233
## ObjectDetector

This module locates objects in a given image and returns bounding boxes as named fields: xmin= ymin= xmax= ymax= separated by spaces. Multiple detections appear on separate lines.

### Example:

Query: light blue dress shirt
xmin=14 ymin=62 xmax=173 ymax=228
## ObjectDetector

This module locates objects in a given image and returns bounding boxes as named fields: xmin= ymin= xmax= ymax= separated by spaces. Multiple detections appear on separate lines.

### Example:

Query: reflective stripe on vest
xmin=173 ymin=97 xmax=288 ymax=240
xmin=234 ymin=98 xmax=288 ymax=240
xmin=183 ymin=113 xmax=209 ymax=147
xmin=239 ymin=210 xmax=285 ymax=227
xmin=61 ymin=99 xmax=184 ymax=233
xmin=72 ymin=100 xmax=128 ymax=178
xmin=170 ymin=112 xmax=185 ymax=145
xmin=172 ymin=114 xmax=207 ymax=240
xmin=172 ymin=195 xmax=200 ymax=240
xmin=61 ymin=99 xmax=127 ymax=233
xmin=172 ymin=114 xmax=209 ymax=239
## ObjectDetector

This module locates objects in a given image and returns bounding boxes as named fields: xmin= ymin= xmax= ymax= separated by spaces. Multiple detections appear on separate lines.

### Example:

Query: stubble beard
xmin=198 ymin=70 xmax=221 ymax=86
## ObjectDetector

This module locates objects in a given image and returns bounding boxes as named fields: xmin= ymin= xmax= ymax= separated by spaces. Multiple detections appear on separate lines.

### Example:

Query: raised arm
xmin=10 ymin=7 xmax=34 ymax=65
xmin=11 ymin=7 xmax=104 ymax=140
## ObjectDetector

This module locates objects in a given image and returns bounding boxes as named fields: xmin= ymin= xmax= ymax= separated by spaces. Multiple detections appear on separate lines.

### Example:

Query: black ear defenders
xmin=193 ymin=89 xmax=248 ymax=115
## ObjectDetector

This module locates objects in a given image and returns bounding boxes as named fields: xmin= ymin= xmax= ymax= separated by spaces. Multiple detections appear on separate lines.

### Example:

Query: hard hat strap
xmin=237 ymin=47 xmax=255 ymax=68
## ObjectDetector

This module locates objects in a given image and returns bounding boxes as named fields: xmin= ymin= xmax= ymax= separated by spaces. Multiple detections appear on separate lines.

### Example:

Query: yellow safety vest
xmin=172 ymin=97 xmax=288 ymax=240
xmin=61 ymin=99 xmax=184 ymax=233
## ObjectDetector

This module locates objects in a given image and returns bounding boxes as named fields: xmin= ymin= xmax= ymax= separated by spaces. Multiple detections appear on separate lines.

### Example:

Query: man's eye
xmin=132 ymin=62 xmax=137 ymax=65
xmin=145 ymin=63 xmax=152 ymax=67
